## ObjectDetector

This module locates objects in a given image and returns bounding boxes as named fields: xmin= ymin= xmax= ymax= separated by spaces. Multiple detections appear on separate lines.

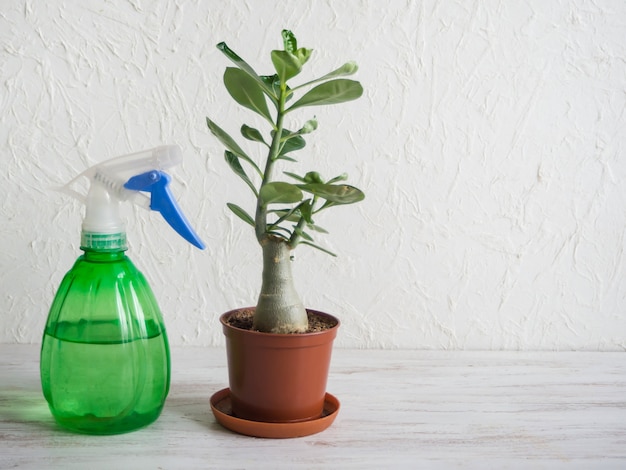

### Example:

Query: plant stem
xmin=289 ymin=195 xmax=318 ymax=246
xmin=253 ymin=81 xmax=308 ymax=333
xmin=289 ymin=216 xmax=307 ymax=246
xmin=255 ymin=83 xmax=287 ymax=244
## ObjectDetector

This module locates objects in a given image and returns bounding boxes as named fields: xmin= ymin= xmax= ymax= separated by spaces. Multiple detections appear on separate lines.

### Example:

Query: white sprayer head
xmin=60 ymin=145 xmax=205 ymax=251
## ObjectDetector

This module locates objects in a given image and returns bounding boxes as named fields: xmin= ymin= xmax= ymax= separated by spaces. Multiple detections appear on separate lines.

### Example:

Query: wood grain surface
xmin=1 ymin=345 xmax=625 ymax=469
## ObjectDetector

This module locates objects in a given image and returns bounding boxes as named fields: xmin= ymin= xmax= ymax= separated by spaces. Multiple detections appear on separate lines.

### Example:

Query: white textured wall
xmin=2 ymin=0 xmax=625 ymax=350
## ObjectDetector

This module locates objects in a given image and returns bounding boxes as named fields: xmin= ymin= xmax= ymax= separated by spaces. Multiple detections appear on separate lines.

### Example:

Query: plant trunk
xmin=253 ymin=237 xmax=308 ymax=333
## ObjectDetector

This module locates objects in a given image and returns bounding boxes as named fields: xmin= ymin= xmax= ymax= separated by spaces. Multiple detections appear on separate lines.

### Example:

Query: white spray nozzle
xmin=61 ymin=145 xmax=205 ymax=250
xmin=62 ymin=146 xmax=182 ymax=204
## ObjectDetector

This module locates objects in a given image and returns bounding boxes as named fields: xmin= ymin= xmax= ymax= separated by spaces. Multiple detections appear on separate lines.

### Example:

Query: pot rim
xmin=219 ymin=307 xmax=340 ymax=339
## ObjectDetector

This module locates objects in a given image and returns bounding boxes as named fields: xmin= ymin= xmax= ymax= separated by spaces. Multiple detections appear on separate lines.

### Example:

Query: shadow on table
xmin=0 ymin=385 xmax=57 ymax=432
xmin=163 ymin=388 xmax=235 ymax=436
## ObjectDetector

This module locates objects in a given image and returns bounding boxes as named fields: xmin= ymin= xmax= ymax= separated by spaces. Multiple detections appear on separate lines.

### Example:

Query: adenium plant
xmin=207 ymin=30 xmax=364 ymax=334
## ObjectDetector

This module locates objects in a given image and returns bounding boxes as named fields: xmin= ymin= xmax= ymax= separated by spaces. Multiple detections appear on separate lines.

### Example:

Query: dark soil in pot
xmin=225 ymin=309 xmax=338 ymax=333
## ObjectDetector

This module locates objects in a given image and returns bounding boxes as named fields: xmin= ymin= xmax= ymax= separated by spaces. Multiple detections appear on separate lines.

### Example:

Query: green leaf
xmin=298 ymin=118 xmax=318 ymax=134
xmin=241 ymin=124 xmax=266 ymax=145
xmin=269 ymin=208 xmax=300 ymax=223
xmin=259 ymin=182 xmax=303 ymax=205
xmin=280 ymin=30 xmax=312 ymax=66
xmin=206 ymin=118 xmax=246 ymax=157
xmin=288 ymin=79 xmax=363 ymax=111
xmin=282 ymin=29 xmax=298 ymax=53
xmin=216 ymin=42 xmax=277 ymax=102
xmin=261 ymin=74 xmax=282 ymax=100
xmin=224 ymin=67 xmax=273 ymax=122
xmin=271 ymin=50 xmax=302 ymax=82
xmin=327 ymin=173 xmax=348 ymax=184
xmin=299 ymin=240 xmax=337 ymax=257
xmin=307 ymin=223 xmax=329 ymax=234
xmin=273 ymin=129 xmax=306 ymax=158
xmin=283 ymin=171 xmax=324 ymax=183
xmin=279 ymin=135 xmax=305 ymax=157
xmin=206 ymin=118 xmax=262 ymax=177
xmin=294 ymin=226 xmax=314 ymax=242
xmin=298 ymin=183 xmax=365 ymax=205
xmin=295 ymin=47 xmax=312 ymax=66
xmin=321 ymin=61 xmax=358 ymax=79
xmin=283 ymin=171 xmax=306 ymax=183
xmin=268 ymin=200 xmax=309 ymax=231
xmin=278 ymin=129 xmax=306 ymax=156
xmin=227 ymin=202 xmax=255 ymax=227
xmin=292 ymin=61 xmax=359 ymax=91
xmin=225 ymin=151 xmax=258 ymax=196
xmin=303 ymin=171 xmax=323 ymax=184
xmin=299 ymin=199 xmax=313 ymax=224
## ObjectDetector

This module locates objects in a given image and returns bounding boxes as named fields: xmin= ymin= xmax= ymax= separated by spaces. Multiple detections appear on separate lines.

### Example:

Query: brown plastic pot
xmin=220 ymin=308 xmax=340 ymax=424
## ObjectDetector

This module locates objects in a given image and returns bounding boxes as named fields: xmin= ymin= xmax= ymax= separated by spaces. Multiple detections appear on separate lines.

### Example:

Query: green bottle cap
xmin=80 ymin=231 xmax=127 ymax=251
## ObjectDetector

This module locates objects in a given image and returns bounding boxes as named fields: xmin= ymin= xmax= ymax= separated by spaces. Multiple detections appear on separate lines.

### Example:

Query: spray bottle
xmin=40 ymin=145 xmax=204 ymax=435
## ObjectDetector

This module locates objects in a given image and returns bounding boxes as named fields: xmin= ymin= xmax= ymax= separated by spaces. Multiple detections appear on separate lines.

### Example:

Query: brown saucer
xmin=210 ymin=388 xmax=340 ymax=438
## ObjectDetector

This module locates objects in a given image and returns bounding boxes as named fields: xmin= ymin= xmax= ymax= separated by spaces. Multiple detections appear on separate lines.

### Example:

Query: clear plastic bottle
xmin=40 ymin=234 xmax=170 ymax=434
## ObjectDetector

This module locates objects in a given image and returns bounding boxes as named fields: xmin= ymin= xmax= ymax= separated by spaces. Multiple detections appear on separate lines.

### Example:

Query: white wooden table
xmin=1 ymin=344 xmax=625 ymax=469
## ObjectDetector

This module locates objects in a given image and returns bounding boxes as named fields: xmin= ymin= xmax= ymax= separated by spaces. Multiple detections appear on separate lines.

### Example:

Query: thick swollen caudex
xmin=253 ymin=237 xmax=308 ymax=333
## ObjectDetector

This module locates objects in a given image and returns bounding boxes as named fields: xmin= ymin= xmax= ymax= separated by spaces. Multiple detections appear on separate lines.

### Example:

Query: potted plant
xmin=206 ymin=30 xmax=364 ymax=438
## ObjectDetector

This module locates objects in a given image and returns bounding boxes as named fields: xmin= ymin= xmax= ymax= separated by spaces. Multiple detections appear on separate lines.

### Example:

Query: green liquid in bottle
xmin=40 ymin=248 xmax=170 ymax=434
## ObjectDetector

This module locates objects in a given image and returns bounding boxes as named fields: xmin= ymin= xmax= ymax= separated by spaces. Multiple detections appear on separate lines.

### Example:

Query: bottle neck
xmin=80 ymin=231 xmax=128 ymax=252
xmin=82 ymin=250 xmax=127 ymax=262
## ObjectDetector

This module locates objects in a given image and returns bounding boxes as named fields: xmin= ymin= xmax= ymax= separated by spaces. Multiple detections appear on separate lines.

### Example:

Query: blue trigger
xmin=124 ymin=171 xmax=205 ymax=250
xmin=124 ymin=171 xmax=161 ymax=190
